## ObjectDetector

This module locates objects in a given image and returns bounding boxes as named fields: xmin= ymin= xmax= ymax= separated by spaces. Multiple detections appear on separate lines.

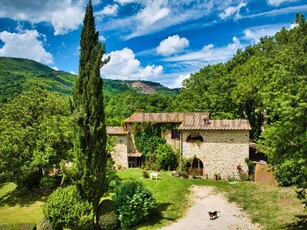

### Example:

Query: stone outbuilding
xmin=107 ymin=112 xmax=251 ymax=179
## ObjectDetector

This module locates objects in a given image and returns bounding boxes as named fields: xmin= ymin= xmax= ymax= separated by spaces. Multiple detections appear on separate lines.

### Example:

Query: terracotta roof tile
xmin=106 ymin=126 xmax=129 ymax=135
xmin=125 ymin=112 xmax=251 ymax=130
xmin=125 ymin=112 xmax=210 ymax=123
xmin=179 ymin=119 xmax=251 ymax=130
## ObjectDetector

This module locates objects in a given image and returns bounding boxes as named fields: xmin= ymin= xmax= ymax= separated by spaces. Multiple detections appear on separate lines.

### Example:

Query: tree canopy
xmin=0 ymin=87 xmax=73 ymax=188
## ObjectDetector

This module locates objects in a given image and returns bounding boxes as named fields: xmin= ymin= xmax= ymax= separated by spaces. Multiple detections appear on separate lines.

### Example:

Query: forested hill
xmin=0 ymin=57 xmax=177 ymax=103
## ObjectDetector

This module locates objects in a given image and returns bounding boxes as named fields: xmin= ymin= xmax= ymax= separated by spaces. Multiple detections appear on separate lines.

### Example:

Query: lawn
xmin=0 ymin=182 xmax=47 ymax=229
xmin=0 ymin=169 xmax=305 ymax=229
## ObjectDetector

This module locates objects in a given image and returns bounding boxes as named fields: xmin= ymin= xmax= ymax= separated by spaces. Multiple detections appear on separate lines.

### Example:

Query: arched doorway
xmin=186 ymin=157 xmax=204 ymax=176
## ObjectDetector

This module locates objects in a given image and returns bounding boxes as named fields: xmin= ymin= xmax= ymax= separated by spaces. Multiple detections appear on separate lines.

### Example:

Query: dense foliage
xmin=155 ymin=144 xmax=177 ymax=170
xmin=43 ymin=185 xmax=94 ymax=229
xmin=113 ymin=180 xmax=156 ymax=229
xmin=0 ymin=88 xmax=72 ymax=189
xmin=134 ymin=123 xmax=166 ymax=159
xmin=97 ymin=199 xmax=118 ymax=230
xmin=105 ymin=91 xmax=174 ymax=125
xmin=72 ymin=1 xmax=108 ymax=213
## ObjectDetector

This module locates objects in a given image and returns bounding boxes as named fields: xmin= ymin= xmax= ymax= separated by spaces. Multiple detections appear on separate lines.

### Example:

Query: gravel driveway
xmin=160 ymin=186 xmax=261 ymax=230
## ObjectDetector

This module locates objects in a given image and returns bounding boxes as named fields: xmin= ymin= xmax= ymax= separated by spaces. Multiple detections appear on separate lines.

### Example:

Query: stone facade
xmin=107 ymin=112 xmax=251 ymax=179
xmin=110 ymin=134 xmax=129 ymax=168
xmin=181 ymin=130 xmax=249 ymax=179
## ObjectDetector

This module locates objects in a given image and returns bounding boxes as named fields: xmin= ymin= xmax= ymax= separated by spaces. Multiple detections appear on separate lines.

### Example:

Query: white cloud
xmin=136 ymin=0 xmax=170 ymax=27
xmin=244 ymin=4 xmax=307 ymax=19
xmin=0 ymin=0 xmax=84 ymax=35
xmin=96 ymin=4 xmax=119 ymax=16
xmin=99 ymin=35 xmax=106 ymax=42
xmin=290 ymin=23 xmax=298 ymax=29
xmin=115 ymin=0 xmax=136 ymax=4
xmin=70 ymin=70 xmax=76 ymax=75
xmin=103 ymin=0 xmax=224 ymax=40
xmin=164 ymin=36 xmax=242 ymax=64
xmin=174 ymin=74 xmax=190 ymax=88
xmin=267 ymin=0 xmax=297 ymax=6
xmin=0 ymin=30 xmax=53 ymax=65
xmin=219 ymin=2 xmax=247 ymax=20
xmin=243 ymin=24 xmax=287 ymax=43
xmin=101 ymin=48 xmax=163 ymax=80
xmin=157 ymin=35 xmax=189 ymax=56
xmin=52 ymin=66 xmax=59 ymax=71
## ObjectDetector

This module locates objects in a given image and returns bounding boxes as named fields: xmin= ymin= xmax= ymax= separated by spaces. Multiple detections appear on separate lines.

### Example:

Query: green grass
xmin=0 ymin=170 xmax=305 ymax=229
xmin=116 ymin=169 xmax=306 ymax=230
xmin=0 ymin=182 xmax=46 ymax=229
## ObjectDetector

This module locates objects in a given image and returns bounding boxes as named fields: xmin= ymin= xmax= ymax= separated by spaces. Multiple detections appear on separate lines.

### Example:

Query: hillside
xmin=0 ymin=57 xmax=177 ymax=103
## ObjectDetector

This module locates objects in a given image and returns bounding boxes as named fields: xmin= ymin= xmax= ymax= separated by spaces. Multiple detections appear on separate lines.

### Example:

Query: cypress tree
xmin=72 ymin=0 xmax=109 ymax=214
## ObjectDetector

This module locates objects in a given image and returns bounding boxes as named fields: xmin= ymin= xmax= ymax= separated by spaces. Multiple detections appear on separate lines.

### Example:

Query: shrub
xmin=155 ymin=144 xmax=177 ymax=170
xmin=43 ymin=185 xmax=94 ymax=229
xmin=142 ymin=170 xmax=149 ymax=178
xmin=275 ymin=159 xmax=306 ymax=187
xmin=37 ymin=217 xmax=53 ymax=230
xmin=39 ymin=176 xmax=57 ymax=190
xmin=97 ymin=199 xmax=118 ymax=230
xmin=106 ymin=175 xmax=121 ymax=193
xmin=113 ymin=180 xmax=156 ymax=229
xmin=20 ymin=169 xmax=43 ymax=190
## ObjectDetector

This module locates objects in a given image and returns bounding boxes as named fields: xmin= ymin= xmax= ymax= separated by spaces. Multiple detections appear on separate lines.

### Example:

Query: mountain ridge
xmin=0 ymin=57 xmax=177 ymax=103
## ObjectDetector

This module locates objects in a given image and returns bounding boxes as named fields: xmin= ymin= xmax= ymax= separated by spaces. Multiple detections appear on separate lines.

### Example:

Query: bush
xmin=97 ymin=199 xmax=118 ymax=230
xmin=142 ymin=170 xmax=149 ymax=178
xmin=39 ymin=176 xmax=57 ymax=190
xmin=20 ymin=169 xmax=43 ymax=190
xmin=275 ymin=159 xmax=306 ymax=187
xmin=106 ymin=175 xmax=121 ymax=193
xmin=43 ymin=185 xmax=94 ymax=229
xmin=37 ymin=217 xmax=53 ymax=230
xmin=113 ymin=180 xmax=156 ymax=229
xmin=155 ymin=144 xmax=177 ymax=170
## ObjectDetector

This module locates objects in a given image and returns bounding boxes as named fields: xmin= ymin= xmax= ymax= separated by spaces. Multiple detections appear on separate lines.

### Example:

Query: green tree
xmin=155 ymin=144 xmax=177 ymax=170
xmin=72 ymin=0 xmax=109 ymax=214
xmin=0 ymin=87 xmax=72 ymax=188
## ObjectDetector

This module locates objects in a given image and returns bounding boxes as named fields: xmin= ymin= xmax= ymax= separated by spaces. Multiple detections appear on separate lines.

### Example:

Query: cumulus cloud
xmin=0 ymin=0 xmax=84 ymax=35
xmin=267 ymin=0 xmax=297 ymax=6
xmin=243 ymin=24 xmax=285 ymax=43
xmin=219 ymin=2 xmax=247 ymax=20
xmin=173 ymin=74 xmax=190 ymax=88
xmin=164 ymin=36 xmax=242 ymax=64
xmin=96 ymin=4 xmax=119 ymax=16
xmin=52 ymin=66 xmax=59 ymax=71
xmin=157 ymin=35 xmax=189 ymax=56
xmin=101 ymin=48 xmax=163 ymax=80
xmin=0 ymin=30 xmax=53 ymax=65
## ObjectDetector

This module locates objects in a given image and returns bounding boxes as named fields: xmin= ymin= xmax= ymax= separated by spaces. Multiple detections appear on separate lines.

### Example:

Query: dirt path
xmin=160 ymin=186 xmax=261 ymax=230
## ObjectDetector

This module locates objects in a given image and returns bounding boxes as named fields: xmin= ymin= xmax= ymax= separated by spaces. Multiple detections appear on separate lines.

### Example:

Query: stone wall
xmin=181 ymin=130 xmax=249 ymax=179
xmin=110 ymin=135 xmax=129 ymax=168
xmin=163 ymin=129 xmax=180 ymax=151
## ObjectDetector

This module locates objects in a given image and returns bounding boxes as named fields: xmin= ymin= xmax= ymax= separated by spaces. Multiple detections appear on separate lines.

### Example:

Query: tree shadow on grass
xmin=136 ymin=202 xmax=175 ymax=228
xmin=283 ymin=214 xmax=307 ymax=229
xmin=0 ymin=184 xmax=49 ymax=208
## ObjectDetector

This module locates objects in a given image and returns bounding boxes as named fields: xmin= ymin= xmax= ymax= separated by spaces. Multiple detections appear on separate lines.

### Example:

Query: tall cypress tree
xmin=73 ymin=0 xmax=109 ymax=214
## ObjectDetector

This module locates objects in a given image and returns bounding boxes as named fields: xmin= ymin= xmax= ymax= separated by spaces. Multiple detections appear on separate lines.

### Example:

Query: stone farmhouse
xmin=107 ymin=112 xmax=251 ymax=179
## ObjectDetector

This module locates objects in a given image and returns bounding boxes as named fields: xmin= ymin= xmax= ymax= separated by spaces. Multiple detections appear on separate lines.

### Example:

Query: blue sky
xmin=0 ymin=0 xmax=306 ymax=88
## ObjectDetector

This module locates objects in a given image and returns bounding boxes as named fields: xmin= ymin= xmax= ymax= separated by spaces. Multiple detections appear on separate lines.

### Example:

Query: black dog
xmin=208 ymin=211 xmax=220 ymax=220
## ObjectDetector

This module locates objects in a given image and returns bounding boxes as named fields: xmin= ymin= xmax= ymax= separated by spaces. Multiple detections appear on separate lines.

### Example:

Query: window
xmin=171 ymin=129 xmax=180 ymax=139
xmin=186 ymin=133 xmax=203 ymax=143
